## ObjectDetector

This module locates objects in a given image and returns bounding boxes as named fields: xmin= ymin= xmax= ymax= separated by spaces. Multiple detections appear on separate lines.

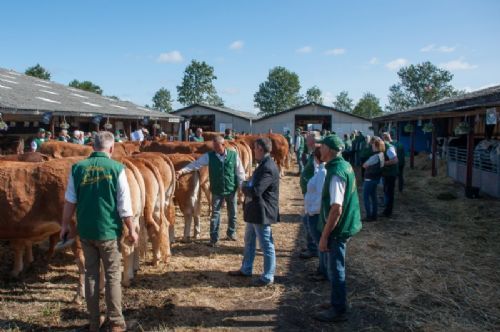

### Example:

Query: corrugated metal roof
xmin=0 ymin=67 xmax=181 ymax=120
xmin=373 ymin=85 xmax=500 ymax=121
xmin=172 ymin=103 xmax=259 ymax=120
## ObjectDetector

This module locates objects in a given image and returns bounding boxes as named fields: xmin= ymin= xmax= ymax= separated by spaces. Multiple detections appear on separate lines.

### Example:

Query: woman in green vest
xmin=176 ymin=135 xmax=246 ymax=245
xmin=313 ymin=135 xmax=362 ymax=323
xmin=190 ymin=127 xmax=205 ymax=142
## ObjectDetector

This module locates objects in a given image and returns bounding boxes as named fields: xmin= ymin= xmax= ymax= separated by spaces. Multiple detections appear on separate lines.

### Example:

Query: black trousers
xmin=383 ymin=175 xmax=396 ymax=217
xmin=398 ymin=165 xmax=405 ymax=192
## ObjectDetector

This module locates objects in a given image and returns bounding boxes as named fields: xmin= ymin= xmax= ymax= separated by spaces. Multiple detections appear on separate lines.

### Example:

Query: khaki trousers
xmin=81 ymin=239 xmax=125 ymax=329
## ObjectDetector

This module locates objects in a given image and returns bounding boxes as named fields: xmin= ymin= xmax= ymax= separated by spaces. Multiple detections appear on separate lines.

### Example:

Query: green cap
xmin=320 ymin=134 xmax=344 ymax=151
xmin=38 ymin=128 xmax=46 ymax=133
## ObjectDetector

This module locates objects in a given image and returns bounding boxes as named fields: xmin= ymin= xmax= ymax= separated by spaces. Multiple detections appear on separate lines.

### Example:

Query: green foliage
xmin=333 ymin=90 xmax=354 ymax=113
xmin=69 ymin=79 xmax=103 ymax=95
xmin=176 ymin=60 xmax=223 ymax=106
xmin=353 ymin=92 xmax=383 ymax=118
xmin=107 ymin=95 xmax=120 ymax=100
xmin=152 ymin=87 xmax=173 ymax=112
xmin=386 ymin=61 xmax=463 ymax=112
xmin=25 ymin=64 xmax=51 ymax=80
xmin=254 ymin=66 xmax=301 ymax=115
xmin=304 ymin=86 xmax=323 ymax=104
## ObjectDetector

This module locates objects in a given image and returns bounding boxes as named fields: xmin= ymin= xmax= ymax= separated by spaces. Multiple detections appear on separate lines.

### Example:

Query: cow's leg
xmin=122 ymin=250 xmax=134 ymax=287
xmin=24 ymin=241 xmax=34 ymax=265
xmin=182 ymin=210 xmax=193 ymax=242
xmin=46 ymin=233 xmax=59 ymax=260
xmin=150 ymin=198 xmax=163 ymax=265
xmin=167 ymin=203 xmax=176 ymax=244
xmin=10 ymin=240 xmax=25 ymax=277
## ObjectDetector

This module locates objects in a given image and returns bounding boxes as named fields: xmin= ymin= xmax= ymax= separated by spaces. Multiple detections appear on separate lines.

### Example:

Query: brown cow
xmin=236 ymin=134 xmax=289 ymax=176
xmin=40 ymin=141 xmax=93 ymax=158
xmin=0 ymin=152 xmax=50 ymax=162
xmin=143 ymin=141 xmax=214 ymax=155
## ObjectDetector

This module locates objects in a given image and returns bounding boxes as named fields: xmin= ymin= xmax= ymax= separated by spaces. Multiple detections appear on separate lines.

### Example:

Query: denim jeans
xmin=240 ymin=223 xmax=276 ymax=283
xmin=210 ymin=192 xmax=237 ymax=243
xmin=327 ymin=237 xmax=347 ymax=314
xmin=307 ymin=214 xmax=328 ymax=278
xmin=383 ymin=175 xmax=397 ymax=216
xmin=363 ymin=179 xmax=380 ymax=219
xmin=296 ymin=151 xmax=304 ymax=174
xmin=302 ymin=214 xmax=318 ymax=254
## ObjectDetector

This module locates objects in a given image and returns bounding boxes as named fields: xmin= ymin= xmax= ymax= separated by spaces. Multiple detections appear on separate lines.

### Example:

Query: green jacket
xmin=72 ymin=152 xmax=125 ymax=240
xmin=300 ymin=154 xmax=315 ymax=195
xmin=208 ymin=150 xmax=238 ymax=195
xmin=319 ymin=155 xmax=362 ymax=239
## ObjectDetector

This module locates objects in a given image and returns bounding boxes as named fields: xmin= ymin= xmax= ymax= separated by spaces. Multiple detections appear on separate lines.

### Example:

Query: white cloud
xmin=324 ymin=48 xmax=346 ymax=56
xmin=420 ymin=44 xmax=456 ymax=53
xmin=386 ymin=58 xmax=409 ymax=70
xmin=369 ymin=57 xmax=379 ymax=65
xmin=222 ymin=87 xmax=240 ymax=95
xmin=296 ymin=46 xmax=313 ymax=54
xmin=156 ymin=50 xmax=184 ymax=63
xmin=229 ymin=40 xmax=244 ymax=50
xmin=440 ymin=57 xmax=478 ymax=70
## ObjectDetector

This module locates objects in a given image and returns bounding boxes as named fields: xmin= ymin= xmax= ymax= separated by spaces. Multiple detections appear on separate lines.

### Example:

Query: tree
xmin=353 ymin=92 xmax=383 ymax=118
xmin=304 ymin=86 xmax=323 ymax=104
xmin=177 ymin=60 xmax=224 ymax=106
xmin=386 ymin=61 xmax=463 ymax=112
xmin=152 ymin=87 xmax=173 ymax=112
xmin=25 ymin=64 xmax=51 ymax=80
xmin=69 ymin=80 xmax=103 ymax=95
xmin=333 ymin=91 xmax=354 ymax=113
xmin=254 ymin=66 xmax=301 ymax=115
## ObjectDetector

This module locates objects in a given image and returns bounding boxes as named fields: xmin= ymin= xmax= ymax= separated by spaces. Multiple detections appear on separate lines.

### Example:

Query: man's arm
xmin=176 ymin=153 xmax=209 ymax=178
xmin=60 ymin=172 xmax=77 ymax=240
xmin=235 ymin=154 xmax=246 ymax=187
xmin=243 ymin=167 xmax=274 ymax=198
xmin=319 ymin=204 xmax=342 ymax=252
xmin=117 ymin=169 xmax=137 ymax=245
xmin=385 ymin=146 xmax=399 ymax=166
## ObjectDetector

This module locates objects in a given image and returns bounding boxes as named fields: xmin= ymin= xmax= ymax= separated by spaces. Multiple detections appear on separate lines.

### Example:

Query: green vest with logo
xmin=300 ymin=154 xmax=315 ymax=195
xmin=208 ymin=149 xmax=238 ymax=195
xmin=33 ymin=137 xmax=45 ymax=151
xmin=382 ymin=142 xmax=399 ymax=177
xmin=72 ymin=152 xmax=124 ymax=240
xmin=318 ymin=156 xmax=362 ymax=239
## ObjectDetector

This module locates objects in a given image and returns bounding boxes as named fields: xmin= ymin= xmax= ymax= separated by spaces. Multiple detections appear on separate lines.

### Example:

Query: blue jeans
xmin=302 ymin=214 xmax=318 ymax=254
xmin=363 ymin=179 xmax=380 ymax=219
xmin=240 ymin=223 xmax=276 ymax=283
xmin=296 ymin=151 xmax=304 ymax=174
xmin=210 ymin=192 xmax=237 ymax=243
xmin=327 ymin=237 xmax=347 ymax=314
xmin=307 ymin=214 xmax=328 ymax=278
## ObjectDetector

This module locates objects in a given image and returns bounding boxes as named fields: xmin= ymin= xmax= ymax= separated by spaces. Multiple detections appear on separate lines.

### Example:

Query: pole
xmin=431 ymin=119 xmax=437 ymax=177
xmin=410 ymin=120 xmax=416 ymax=169
xmin=465 ymin=117 xmax=475 ymax=191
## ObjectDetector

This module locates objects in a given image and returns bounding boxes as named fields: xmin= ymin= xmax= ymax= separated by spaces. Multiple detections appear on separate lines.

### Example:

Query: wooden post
xmin=431 ymin=119 xmax=437 ymax=177
xmin=50 ymin=117 xmax=55 ymax=138
xmin=395 ymin=121 xmax=400 ymax=141
xmin=126 ymin=120 xmax=132 ymax=138
xmin=410 ymin=121 xmax=416 ymax=169
xmin=465 ymin=117 xmax=475 ymax=191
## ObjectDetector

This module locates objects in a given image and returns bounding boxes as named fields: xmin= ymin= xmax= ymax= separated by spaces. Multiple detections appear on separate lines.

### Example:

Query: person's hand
xmin=127 ymin=229 xmax=139 ymax=246
xmin=60 ymin=224 xmax=71 ymax=242
xmin=319 ymin=235 xmax=329 ymax=252
xmin=175 ymin=171 xmax=183 ymax=179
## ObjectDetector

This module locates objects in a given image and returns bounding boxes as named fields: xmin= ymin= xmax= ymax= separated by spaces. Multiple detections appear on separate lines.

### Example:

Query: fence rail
xmin=448 ymin=147 xmax=499 ymax=174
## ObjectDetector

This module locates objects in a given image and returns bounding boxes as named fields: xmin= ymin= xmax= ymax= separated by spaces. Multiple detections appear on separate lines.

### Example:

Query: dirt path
xmin=1 ymin=158 xmax=499 ymax=331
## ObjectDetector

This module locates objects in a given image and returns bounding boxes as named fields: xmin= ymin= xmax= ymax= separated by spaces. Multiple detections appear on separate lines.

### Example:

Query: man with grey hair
xmin=229 ymin=137 xmax=280 ymax=286
xmin=60 ymin=131 xmax=138 ymax=332
xmin=176 ymin=135 xmax=246 ymax=245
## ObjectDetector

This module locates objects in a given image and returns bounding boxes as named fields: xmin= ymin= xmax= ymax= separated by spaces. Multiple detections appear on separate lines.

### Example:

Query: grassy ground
xmin=0 ymin=156 xmax=499 ymax=331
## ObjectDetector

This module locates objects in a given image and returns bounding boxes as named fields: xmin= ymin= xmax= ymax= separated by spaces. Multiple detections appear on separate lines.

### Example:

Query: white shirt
xmin=180 ymin=149 xmax=246 ymax=186
xmin=329 ymin=175 xmax=346 ymax=206
xmin=363 ymin=152 xmax=385 ymax=167
xmin=64 ymin=169 xmax=133 ymax=218
xmin=386 ymin=145 xmax=397 ymax=160
xmin=304 ymin=162 xmax=327 ymax=215
xmin=294 ymin=135 xmax=303 ymax=152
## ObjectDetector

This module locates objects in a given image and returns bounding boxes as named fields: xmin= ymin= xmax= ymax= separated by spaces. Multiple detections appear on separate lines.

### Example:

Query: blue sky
xmin=1 ymin=0 xmax=499 ymax=113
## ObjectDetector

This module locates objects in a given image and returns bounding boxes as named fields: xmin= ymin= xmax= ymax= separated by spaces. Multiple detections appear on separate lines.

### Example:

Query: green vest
xmin=72 ymin=152 xmax=124 ymax=240
xmin=344 ymin=139 xmax=352 ymax=151
xmin=382 ymin=142 xmax=399 ymax=177
xmin=192 ymin=136 xmax=204 ymax=142
xmin=33 ymin=137 xmax=45 ymax=151
xmin=208 ymin=150 xmax=238 ymax=195
xmin=300 ymin=154 xmax=315 ymax=195
xmin=319 ymin=156 xmax=362 ymax=239
xmin=58 ymin=136 xmax=68 ymax=142
xmin=393 ymin=141 xmax=405 ymax=167
xmin=71 ymin=137 xmax=81 ymax=144
xmin=224 ymin=135 xmax=233 ymax=141
xmin=296 ymin=135 xmax=304 ymax=152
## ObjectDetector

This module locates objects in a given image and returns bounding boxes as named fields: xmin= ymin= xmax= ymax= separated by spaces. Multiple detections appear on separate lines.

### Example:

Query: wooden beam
xmin=465 ymin=117 xmax=475 ymax=190
xmin=410 ymin=121 xmax=416 ymax=169
xmin=431 ymin=119 xmax=437 ymax=177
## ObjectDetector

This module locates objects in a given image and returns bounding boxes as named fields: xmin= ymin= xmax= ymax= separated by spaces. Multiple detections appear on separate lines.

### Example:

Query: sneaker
xmin=252 ymin=278 xmax=273 ymax=287
xmin=228 ymin=270 xmax=251 ymax=277
xmin=312 ymin=308 xmax=347 ymax=323
xmin=225 ymin=235 xmax=237 ymax=241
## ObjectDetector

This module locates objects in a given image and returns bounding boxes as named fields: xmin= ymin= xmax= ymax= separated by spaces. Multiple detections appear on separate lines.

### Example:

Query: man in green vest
xmin=385 ymin=132 xmax=406 ymax=193
xmin=176 ymin=135 xmax=246 ymax=246
xmin=58 ymin=129 xmax=70 ymax=142
xmin=60 ymin=131 xmax=138 ymax=332
xmin=30 ymin=128 xmax=47 ymax=152
xmin=299 ymin=133 xmax=320 ymax=259
xmin=294 ymin=128 xmax=305 ymax=174
xmin=381 ymin=132 xmax=399 ymax=217
xmin=313 ymin=135 xmax=362 ymax=323
xmin=190 ymin=127 xmax=205 ymax=142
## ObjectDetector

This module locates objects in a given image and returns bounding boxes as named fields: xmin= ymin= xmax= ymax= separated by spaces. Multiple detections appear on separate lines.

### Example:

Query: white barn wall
xmin=254 ymin=104 xmax=372 ymax=138
xmin=174 ymin=105 xmax=252 ymax=133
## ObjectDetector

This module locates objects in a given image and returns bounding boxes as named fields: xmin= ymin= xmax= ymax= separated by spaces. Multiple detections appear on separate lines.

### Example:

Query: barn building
xmin=172 ymin=104 xmax=257 ymax=134
xmin=252 ymin=103 xmax=372 ymax=137
xmin=372 ymin=85 xmax=500 ymax=198
xmin=0 ymin=67 xmax=182 ymax=141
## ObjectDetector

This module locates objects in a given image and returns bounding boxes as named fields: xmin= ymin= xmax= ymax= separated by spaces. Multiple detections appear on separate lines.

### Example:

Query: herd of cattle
xmin=0 ymin=133 xmax=290 ymax=301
